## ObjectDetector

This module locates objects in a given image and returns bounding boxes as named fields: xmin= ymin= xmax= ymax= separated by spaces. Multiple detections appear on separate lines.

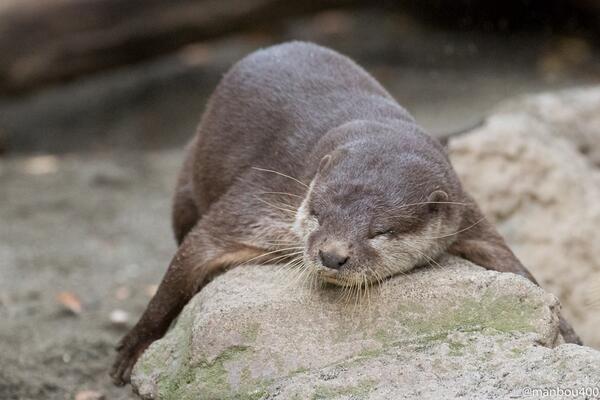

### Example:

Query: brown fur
xmin=111 ymin=42 xmax=580 ymax=386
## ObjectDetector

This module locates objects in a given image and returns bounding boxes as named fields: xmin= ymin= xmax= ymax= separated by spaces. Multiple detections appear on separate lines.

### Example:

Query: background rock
xmin=131 ymin=258 xmax=600 ymax=399
xmin=448 ymin=86 xmax=600 ymax=348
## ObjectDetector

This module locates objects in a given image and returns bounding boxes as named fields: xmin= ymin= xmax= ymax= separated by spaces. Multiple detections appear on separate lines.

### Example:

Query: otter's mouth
xmin=311 ymin=266 xmax=347 ymax=286
xmin=320 ymin=274 xmax=348 ymax=286
xmin=313 ymin=266 xmax=369 ymax=287
xmin=304 ymin=254 xmax=380 ymax=287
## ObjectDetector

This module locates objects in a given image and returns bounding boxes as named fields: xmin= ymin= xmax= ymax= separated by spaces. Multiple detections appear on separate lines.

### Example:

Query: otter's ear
xmin=427 ymin=190 xmax=448 ymax=212
xmin=318 ymin=154 xmax=333 ymax=174
xmin=318 ymin=148 xmax=348 ymax=175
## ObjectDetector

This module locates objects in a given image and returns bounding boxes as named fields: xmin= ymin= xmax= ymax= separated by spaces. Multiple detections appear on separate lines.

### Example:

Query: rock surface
xmin=448 ymin=86 xmax=600 ymax=348
xmin=131 ymin=257 xmax=600 ymax=400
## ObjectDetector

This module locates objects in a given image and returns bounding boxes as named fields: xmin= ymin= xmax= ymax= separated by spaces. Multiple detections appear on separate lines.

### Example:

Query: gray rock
xmin=131 ymin=257 xmax=600 ymax=399
xmin=449 ymin=86 xmax=600 ymax=348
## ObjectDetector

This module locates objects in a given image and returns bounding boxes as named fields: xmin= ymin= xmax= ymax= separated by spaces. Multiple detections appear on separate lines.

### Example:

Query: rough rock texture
xmin=448 ymin=87 xmax=600 ymax=349
xmin=131 ymin=257 xmax=600 ymax=400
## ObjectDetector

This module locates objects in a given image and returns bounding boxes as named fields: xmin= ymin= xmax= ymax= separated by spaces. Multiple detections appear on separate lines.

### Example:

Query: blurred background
xmin=2 ymin=0 xmax=600 ymax=154
xmin=1 ymin=1 xmax=600 ymax=399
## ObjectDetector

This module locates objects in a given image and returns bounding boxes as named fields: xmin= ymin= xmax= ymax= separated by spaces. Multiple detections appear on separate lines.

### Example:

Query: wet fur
xmin=111 ymin=42 xmax=581 ymax=386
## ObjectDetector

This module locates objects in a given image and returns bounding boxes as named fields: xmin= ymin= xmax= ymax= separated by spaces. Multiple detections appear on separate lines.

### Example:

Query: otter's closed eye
xmin=370 ymin=229 xmax=395 ymax=239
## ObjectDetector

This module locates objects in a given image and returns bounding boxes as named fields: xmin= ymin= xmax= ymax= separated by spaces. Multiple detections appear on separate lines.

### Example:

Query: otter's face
xmin=293 ymin=152 xmax=461 ymax=287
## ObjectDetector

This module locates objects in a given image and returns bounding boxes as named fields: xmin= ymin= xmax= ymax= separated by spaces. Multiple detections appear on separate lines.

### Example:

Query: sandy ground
xmin=0 ymin=152 xmax=182 ymax=399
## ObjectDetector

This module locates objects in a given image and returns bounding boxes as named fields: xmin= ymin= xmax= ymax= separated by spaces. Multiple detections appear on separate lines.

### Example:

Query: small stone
xmin=22 ymin=155 xmax=59 ymax=175
xmin=110 ymin=309 xmax=129 ymax=326
xmin=74 ymin=390 xmax=104 ymax=400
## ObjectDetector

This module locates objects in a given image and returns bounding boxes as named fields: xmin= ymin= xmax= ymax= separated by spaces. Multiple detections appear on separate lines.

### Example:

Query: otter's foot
xmin=110 ymin=330 xmax=156 ymax=386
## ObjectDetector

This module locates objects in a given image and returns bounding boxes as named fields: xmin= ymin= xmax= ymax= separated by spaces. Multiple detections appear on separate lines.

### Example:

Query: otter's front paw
xmin=110 ymin=332 xmax=155 ymax=386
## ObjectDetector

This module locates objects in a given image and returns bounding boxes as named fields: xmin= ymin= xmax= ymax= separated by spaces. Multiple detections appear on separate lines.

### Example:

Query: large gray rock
xmin=449 ymin=86 xmax=600 ymax=348
xmin=131 ymin=257 xmax=600 ymax=399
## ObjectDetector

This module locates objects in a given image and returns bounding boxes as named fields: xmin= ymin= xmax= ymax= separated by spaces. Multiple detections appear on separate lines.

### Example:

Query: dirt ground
xmin=2 ymin=8 xmax=600 ymax=400
xmin=0 ymin=152 xmax=183 ymax=399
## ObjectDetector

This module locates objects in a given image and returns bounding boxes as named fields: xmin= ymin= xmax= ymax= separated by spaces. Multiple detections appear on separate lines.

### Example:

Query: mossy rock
xmin=132 ymin=257 xmax=600 ymax=399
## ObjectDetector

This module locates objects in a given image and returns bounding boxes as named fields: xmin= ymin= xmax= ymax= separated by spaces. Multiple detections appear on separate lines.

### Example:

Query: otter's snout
xmin=318 ymin=241 xmax=350 ymax=270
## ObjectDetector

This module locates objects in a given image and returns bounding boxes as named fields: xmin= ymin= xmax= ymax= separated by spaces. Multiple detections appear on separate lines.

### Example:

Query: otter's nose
xmin=319 ymin=242 xmax=349 ymax=270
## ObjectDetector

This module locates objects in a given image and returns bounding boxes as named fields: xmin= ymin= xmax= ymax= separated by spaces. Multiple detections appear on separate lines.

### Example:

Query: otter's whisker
xmin=362 ymin=273 xmax=370 ymax=310
xmin=253 ymin=196 xmax=298 ymax=215
xmin=337 ymin=281 xmax=350 ymax=304
xmin=368 ymin=267 xmax=380 ymax=288
xmin=401 ymin=240 xmax=444 ymax=271
xmin=395 ymin=201 xmax=471 ymax=210
xmin=262 ymin=246 xmax=305 ymax=254
xmin=274 ymin=254 xmax=303 ymax=271
xmin=299 ymin=265 xmax=318 ymax=292
xmin=300 ymin=265 xmax=318 ymax=291
xmin=348 ymin=281 xmax=356 ymax=312
xmin=422 ymin=217 xmax=486 ymax=240
xmin=355 ymin=276 xmax=365 ymax=310
xmin=263 ymin=251 xmax=305 ymax=265
xmin=256 ymin=192 xmax=303 ymax=213
xmin=352 ymin=280 xmax=359 ymax=310
xmin=251 ymin=167 xmax=309 ymax=188
xmin=364 ymin=273 xmax=371 ymax=311
xmin=345 ymin=281 xmax=356 ymax=305
xmin=282 ymin=261 xmax=305 ymax=284
xmin=275 ymin=263 xmax=303 ymax=285
xmin=286 ymin=260 xmax=305 ymax=281
xmin=263 ymin=240 xmax=303 ymax=246
xmin=286 ymin=259 xmax=313 ymax=289
xmin=354 ymin=277 xmax=361 ymax=308
xmin=275 ymin=257 xmax=305 ymax=286
xmin=258 ymin=191 xmax=304 ymax=199
xmin=239 ymin=247 xmax=305 ymax=267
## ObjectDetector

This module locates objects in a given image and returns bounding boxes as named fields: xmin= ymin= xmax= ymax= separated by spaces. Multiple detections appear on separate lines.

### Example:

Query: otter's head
xmin=293 ymin=142 xmax=463 ymax=287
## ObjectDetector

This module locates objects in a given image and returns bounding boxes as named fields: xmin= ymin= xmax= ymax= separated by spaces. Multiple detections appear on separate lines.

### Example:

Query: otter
xmin=110 ymin=42 xmax=580 ymax=385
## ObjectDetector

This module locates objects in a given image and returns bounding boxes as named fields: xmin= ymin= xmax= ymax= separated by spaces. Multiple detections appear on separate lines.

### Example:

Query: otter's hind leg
xmin=172 ymin=146 xmax=200 ymax=245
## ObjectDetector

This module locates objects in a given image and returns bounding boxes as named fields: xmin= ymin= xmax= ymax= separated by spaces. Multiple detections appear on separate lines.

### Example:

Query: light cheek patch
xmin=292 ymin=179 xmax=318 ymax=240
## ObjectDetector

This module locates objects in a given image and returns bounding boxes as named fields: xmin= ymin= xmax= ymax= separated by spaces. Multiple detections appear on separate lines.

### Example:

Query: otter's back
xmin=191 ymin=42 xmax=411 ymax=209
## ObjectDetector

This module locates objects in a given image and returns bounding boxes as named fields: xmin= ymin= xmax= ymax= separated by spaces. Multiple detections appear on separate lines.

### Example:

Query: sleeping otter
xmin=110 ymin=41 xmax=580 ymax=385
